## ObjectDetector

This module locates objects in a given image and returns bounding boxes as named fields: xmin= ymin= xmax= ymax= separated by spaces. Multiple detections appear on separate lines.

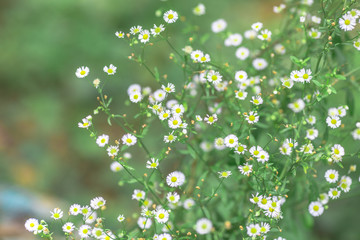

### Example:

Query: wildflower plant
xmin=26 ymin=0 xmax=360 ymax=239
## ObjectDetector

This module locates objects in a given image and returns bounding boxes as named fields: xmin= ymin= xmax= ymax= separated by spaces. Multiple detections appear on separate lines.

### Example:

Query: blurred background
xmin=0 ymin=0 xmax=359 ymax=239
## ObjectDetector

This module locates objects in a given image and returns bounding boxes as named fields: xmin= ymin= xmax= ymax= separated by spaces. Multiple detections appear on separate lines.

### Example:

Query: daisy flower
xmin=348 ymin=9 xmax=360 ymax=18
xmin=214 ymin=137 xmax=226 ymax=150
xmin=238 ymin=163 xmax=253 ymax=175
xmin=164 ymin=131 xmax=177 ymax=143
xmin=211 ymin=19 xmax=227 ymax=33
xmin=137 ymin=217 xmax=152 ymax=229
xmin=234 ymin=143 xmax=247 ymax=154
xmin=129 ymin=91 xmax=142 ymax=103
xmin=75 ymin=66 xmax=90 ymax=78
xmin=151 ymin=24 xmax=165 ymax=36
xmin=246 ymin=111 xmax=259 ymax=124
xmin=50 ymin=208 xmax=63 ymax=220
xmin=62 ymin=222 xmax=75 ymax=233
xmin=25 ymin=218 xmax=39 ymax=232
xmin=69 ymin=204 xmax=81 ymax=215
xmin=191 ymin=50 xmax=204 ymax=62
xmin=300 ymin=143 xmax=314 ymax=154
xmin=207 ymin=71 xmax=222 ymax=85
xmin=110 ymin=161 xmax=123 ymax=172
xmin=107 ymin=145 xmax=119 ymax=157
xmin=146 ymin=158 xmax=159 ymax=169
xmin=193 ymin=3 xmax=205 ymax=16
xmin=339 ymin=176 xmax=351 ymax=192
xmin=324 ymin=169 xmax=339 ymax=183
xmin=155 ymin=208 xmax=170 ymax=223
xmin=273 ymin=4 xmax=286 ymax=13
xmin=331 ymin=144 xmax=345 ymax=157
xmin=127 ymin=84 xmax=141 ymax=95
xmin=168 ymin=116 xmax=182 ymax=129
xmin=78 ymin=115 xmax=92 ymax=129
xmin=306 ymin=128 xmax=318 ymax=140
xmin=339 ymin=14 xmax=356 ymax=31
xmin=251 ymin=95 xmax=263 ymax=105
xmin=279 ymin=145 xmax=292 ymax=155
xmin=218 ymin=170 xmax=232 ymax=178
xmin=264 ymin=206 xmax=281 ymax=218
xmin=274 ymin=43 xmax=286 ymax=55
xmin=122 ymin=133 xmax=137 ymax=146
xmin=326 ymin=116 xmax=341 ymax=128
xmin=258 ymin=29 xmax=272 ymax=41
xmin=251 ymin=22 xmax=263 ymax=32
xmin=260 ymin=222 xmax=271 ymax=234
xmin=235 ymin=47 xmax=250 ymax=60
xmin=92 ymin=228 xmax=104 ymax=239
xmin=353 ymin=38 xmax=360 ymax=50
xmin=195 ymin=218 xmax=212 ymax=235
xmin=281 ymin=77 xmax=294 ymax=88
xmin=162 ymin=83 xmax=175 ymax=93
xmin=158 ymin=233 xmax=172 ymax=240
xmin=132 ymin=189 xmax=146 ymax=201
xmin=352 ymin=125 xmax=360 ymax=140
xmin=80 ymin=205 xmax=91 ymax=215
xmin=309 ymin=28 xmax=321 ymax=39
xmin=103 ymin=64 xmax=117 ymax=75
xmin=318 ymin=193 xmax=329 ymax=205
xmin=153 ymin=89 xmax=167 ymax=102
xmin=224 ymin=134 xmax=238 ymax=148
xmin=244 ymin=29 xmax=257 ymax=39
xmin=258 ymin=197 xmax=271 ymax=209
xmin=130 ymin=25 xmax=142 ymax=35
xmin=117 ymin=214 xmax=125 ymax=222
xmin=312 ymin=16 xmax=321 ymax=24
xmin=235 ymin=90 xmax=248 ymax=100
xmin=253 ymin=58 xmax=268 ymax=70
xmin=204 ymin=114 xmax=218 ymax=125
xmin=115 ymin=31 xmax=124 ymax=38
xmin=306 ymin=115 xmax=316 ymax=125
xmin=224 ymin=33 xmax=243 ymax=46
xmin=163 ymin=10 xmax=178 ymax=23
xmin=84 ymin=211 xmax=97 ymax=224
xmin=328 ymin=188 xmax=341 ymax=199
xmin=250 ymin=193 xmax=262 ymax=204
xmin=235 ymin=70 xmax=248 ymax=82
xmin=183 ymin=198 xmax=195 ymax=210
xmin=78 ymin=225 xmax=91 ymax=238
xmin=90 ymin=196 xmax=106 ymax=210
xmin=96 ymin=134 xmax=109 ymax=147
xmin=167 ymin=192 xmax=180 ymax=203
xmin=288 ymin=99 xmax=305 ymax=113
xmin=257 ymin=150 xmax=269 ymax=163
xmin=308 ymin=201 xmax=324 ymax=217
xmin=171 ymin=104 xmax=185 ymax=116
xmin=247 ymin=223 xmax=260 ymax=237
xmin=299 ymin=68 xmax=312 ymax=83
xmin=139 ymin=30 xmax=150 ymax=43
xmin=166 ymin=171 xmax=185 ymax=187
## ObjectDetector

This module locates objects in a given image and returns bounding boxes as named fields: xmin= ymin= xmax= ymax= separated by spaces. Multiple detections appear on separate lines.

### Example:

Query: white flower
xmin=168 ymin=116 xmax=182 ymax=129
xmin=62 ymin=222 xmax=75 ymax=233
xmin=235 ymin=90 xmax=248 ymax=100
xmin=69 ymin=204 xmax=81 ymax=215
xmin=193 ymin=3 xmax=205 ymax=16
xmin=308 ymin=201 xmax=324 ymax=217
xmin=250 ymin=95 xmax=263 ymax=105
xmin=146 ymin=158 xmax=159 ymax=169
xmin=235 ymin=70 xmax=248 ymax=82
xmin=155 ymin=208 xmax=170 ymax=223
xmin=90 ymin=196 xmax=106 ymax=210
xmin=238 ymin=163 xmax=253 ymax=175
xmin=139 ymin=30 xmax=150 ymax=43
xmin=78 ymin=225 xmax=91 ymax=238
xmin=309 ymin=28 xmax=321 ymax=39
xmin=162 ymin=83 xmax=175 ymax=93
xmin=130 ymin=25 xmax=142 ymax=35
xmin=107 ymin=145 xmax=119 ymax=157
xmin=84 ymin=211 xmax=97 ymax=224
xmin=318 ymin=193 xmax=329 ymax=205
xmin=211 ymin=19 xmax=227 ymax=33
xmin=137 ymin=217 xmax=152 ymax=229
xmin=171 ymin=104 xmax=185 ymax=116
xmin=182 ymin=45 xmax=193 ymax=54
xmin=339 ymin=176 xmax=352 ymax=192
xmin=352 ymin=126 xmax=360 ymax=140
xmin=158 ymin=233 xmax=172 ymax=240
xmin=127 ymin=84 xmax=141 ymax=95
xmin=163 ymin=10 xmax=178 ymax=23
xmin=250 ymin=193 xmax=262 ymax=204
xmin=312 ymin=15 xmax=321 ymax=24
xmin=110 ymin=161 xmax=123 ymax=172
xmin=103 ymin=64 xmax=117 ymax=75
xmin=328 ymin=188 xmax=341 ymax=199
xmin=93 ymin=228 xmax=104 ymax=239
xmin=191 ymin=50 xmax=204 ymax=62
xmin=331 ymin=144 xmax=345 ymax=157
xmin=214 ymin=137 xmax=226 ymax=150
xmin=122 ymin=133 xmax=137 ymax=146
xmin=204 ymin=114 xmax=218 ymax=124
xmin=273 ymin=4 xmax=286 ymax=13
xmin=258 ymin=29 xmax=272 ymax=41
xmin=224 ymin=134 xmax=238 ymax=148
xmin=253 ymin=58 xmax=268 ymax=70
xmin=164 ymin=131 xmax=177 ymax=143
xmin=195 ymin=218 xmax=212 ymax=235
xmin=224 ymin=33 xmax=243 ymax=46
xmin=288 ymin=99 xmax=305 ymax=113
xmin=129 ymin=91 xmax=142 ymax=103
xmin=306 ymin=115 xmax=316 ymax=125
xmin=166 ymin=171 xmax=185 ymax=187
xmin=25 ymin=218 xmax=39 ymax=232
xmin=247 ymin=223 xmax=260 ymax=237
xmin=96 ymin=134 xmax=109 ymax=147
xmin=348 ymin=9 xmax=360 ymax=18
xmin=132 ymin=189 xmax=146 ymax=201
xmin=153 ymin=89 xmax=167 ymax=102
xmin=234 ymin=143 xmax=247 ymax=154
xmin=257 ymin=150 xmax=269 ymax=163
xmin=300 ymin=143 xmax=314 ymax=154
xmin=218 ymin=170 xmax=232 ymax=178
xmin=246 ymin=111 xmax=259 ymax=124
xmin=325 ymin=169 xmax=339 ymax=183
xmin=244 ymin=29 xmax=257 ymax=39
xmin=50 ymin=208 xmax=63 ymax=220
xmin=274 ymin=43 xmax=286 ymax=55
xmin=151 ymin=24 xmax=165 ymax=36
xmin=207 ymin=70 xmax=222 ymax=85
xmin=183 ymin=198 xmax=195 ymax=210
xmin=306 ymin=128 xmax=318 ymax=140
xmin=115 ymin=31 xmax=124 ymax=38
xmin=78 ymin=115 xmax=92 ymax=129
xmin=235 ymin=47 xmax=250 ymax=60
xmin=326 ymin=116 xmax=341 ymax=128
xmin=75 ymin=66 xmax=89 ymax=78
xmin=167 ymin=192 xmax=180 ymax=203
xmin=251 ymin=22 xmax=263 ymax=32
xmin=117 ymin=214 xmax=125 ymax=222
xmin=80 ymin=205 xmax=91 ymax=215
xmin=300 ymin=16 xmax=306 ymax=23
xmin=339 ymin=14 xmax=356 ymax=31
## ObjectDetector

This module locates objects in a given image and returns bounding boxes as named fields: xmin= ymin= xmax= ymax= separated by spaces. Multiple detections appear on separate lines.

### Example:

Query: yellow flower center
xmin=143 ymin=34 xmax=149 ymax=40
xmin=331 ymin=119 xmax=337 ymax=124
xmin=303 ymin=73 xmax=309 ymax=79
xmin=171 ymin=176 xmax=177 ymax=182
xmin=108 ymin=69 xmax=113 ymax=73
xmin=229 ymin=139 xmax=234 ymax=144
xmin=313 ymin=205 xmax=319 ymax=211
xmin=30 ymin=223 xmax=35 ymax=227
xmin=334 ymin=149 xmax=340 ymax=154
xmin=173 ymin=120 xmax=178 ymax=125
xmin=249 ymin=115 xmax=255 ymax=121
xmin=159 ymin=213 xmax=165 ymax=219
xmin=126 ymin=138 xmax=132 ymax=143
xmin=208 ymin=116 xmax=214 ymax=122
xmin=80 ymin=70 xmax=86 ymax=75
xmin=329 ymin=173 xmax=335 ymax=179
xmin=345 ymin=19 xmax=350 ymax=25
xmin=262 ymin=34 xmax=268 ymax=39
xmin=168 ymin=14 xmax=174 ymax=19
xmin=151 ymin=162 xmax=157 ymax=168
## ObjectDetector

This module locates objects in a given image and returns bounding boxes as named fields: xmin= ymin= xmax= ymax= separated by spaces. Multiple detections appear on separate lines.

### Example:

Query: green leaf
xmin=346 ymin=89 xmax=355 ymax=116
xmin=107 ymin=115 xmax=112 ymax=126
xmin=335 ymin=74 xmax=346 ymax=80
xmin=312 ymin=79 xmax=323 ymax=87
